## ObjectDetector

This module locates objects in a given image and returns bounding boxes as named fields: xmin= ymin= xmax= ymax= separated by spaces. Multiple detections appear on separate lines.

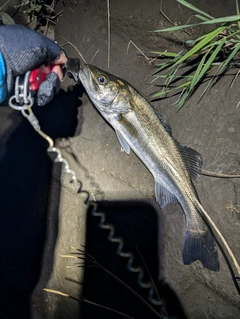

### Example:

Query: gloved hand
xmin=0 ymin=24 xmax=67 ymax=106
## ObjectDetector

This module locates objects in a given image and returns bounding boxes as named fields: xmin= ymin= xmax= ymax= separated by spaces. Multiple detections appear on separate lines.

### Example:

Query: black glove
xmin=37 ymin=72 xmax=60 ymax=107
xmin=0 ymin=24 xmax=61 ymax=105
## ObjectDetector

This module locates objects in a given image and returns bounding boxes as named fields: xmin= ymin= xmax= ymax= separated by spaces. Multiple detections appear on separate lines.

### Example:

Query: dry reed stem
xmin=44 ymin=288 xmax=69 ymax=297
xmin=107 ymin=0 xmax=110 ymax=68
xmin=197 ymin=201 xmax=240 ymax=276
xmin=127 ymin=40 xmax=151 ymax=62
xmin=230 ymin=68 xmax=240 ymax=88
xmin=202 ymin=169 xmax=240 ymax=178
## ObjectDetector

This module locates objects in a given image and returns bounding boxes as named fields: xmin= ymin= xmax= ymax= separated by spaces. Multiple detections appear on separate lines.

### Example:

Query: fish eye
xmin=98 ymin=75 xmax=108 ymax=85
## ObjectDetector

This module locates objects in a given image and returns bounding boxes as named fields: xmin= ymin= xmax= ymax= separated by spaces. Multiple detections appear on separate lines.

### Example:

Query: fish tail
xmin=182 ymin=227 xmax=220 ymax=272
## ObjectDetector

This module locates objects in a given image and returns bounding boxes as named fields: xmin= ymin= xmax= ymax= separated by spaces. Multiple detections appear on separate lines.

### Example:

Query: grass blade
xmin=151 ymin=81 xmax=191 ymax=98
xmin=200 ymin=76 xmax=215 ymax=97
xmin=189 ymin=51 xmax=208 ymax=91
xmin=151 ymin=53 xmax=182 ymax=74
xmin=199 ymin=15 xmax=240 ymax=25
xmin=171 ymin=27 xmax=225 ymax=67
xmin=194 ymin=14 xmax=210 ymax=22
xmin=151 ymin=89 xmax=171 ymax=98
xmin=177 ymin=0 xmax=214 ymax=20
xmin=152 ymin=0 xmax=240 ymax=109
xmin=151 ymin=51 xmax=179 ymax=58
xmin=165 ymin=64 xmax=183 ymax=86
xmin=152 ymin=62 xmax=176 ymax=74
xmin=185 ymin=33 xmax=210 ymax=47
xmin=236 ymin=0 xmax=240 ymax=29
xmin=196 ymin=41 xmax=224 ymax=84
xmin=154 ymin=16 xmax=240 ymax=33
xmin=154 ymin=24 xmax=196 ymax=32
xmin=171 ymin=87 xmax=190 ymax=109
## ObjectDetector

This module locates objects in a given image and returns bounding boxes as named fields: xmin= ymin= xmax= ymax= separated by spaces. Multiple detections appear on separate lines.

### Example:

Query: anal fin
xmin=155 ymin=180 xmax=178 ymax=208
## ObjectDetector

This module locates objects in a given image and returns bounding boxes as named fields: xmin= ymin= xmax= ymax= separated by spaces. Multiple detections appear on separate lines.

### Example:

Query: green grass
xmin=152 ymin=0 xmax=240 ymax=109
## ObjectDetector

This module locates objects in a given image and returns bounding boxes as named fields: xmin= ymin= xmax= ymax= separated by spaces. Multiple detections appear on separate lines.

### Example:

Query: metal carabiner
xmin=8 ymin=71 xmax=34 ymax=110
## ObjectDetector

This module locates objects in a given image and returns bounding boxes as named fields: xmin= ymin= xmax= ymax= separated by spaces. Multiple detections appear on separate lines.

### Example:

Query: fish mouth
xmin=79 ymin=64 xmax=96 ymax=94
xmin=79 ymin=63 xmax=90 ymax=81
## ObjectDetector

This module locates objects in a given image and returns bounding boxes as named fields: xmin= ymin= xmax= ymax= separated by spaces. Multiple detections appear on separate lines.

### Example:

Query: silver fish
xmin=79 ymin=64 xmax=219 ymax=271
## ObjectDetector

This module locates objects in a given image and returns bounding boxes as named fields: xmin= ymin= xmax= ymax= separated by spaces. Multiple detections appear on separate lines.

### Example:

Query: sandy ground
xmin=1 ymin=0 xmax=240 ymax=318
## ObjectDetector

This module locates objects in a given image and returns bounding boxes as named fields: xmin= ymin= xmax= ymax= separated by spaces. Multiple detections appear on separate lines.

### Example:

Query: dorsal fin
xmin=152 ymin=106 xmax=202 ymax=180
xmin=152 ymin=106 xmax=201 ymax=179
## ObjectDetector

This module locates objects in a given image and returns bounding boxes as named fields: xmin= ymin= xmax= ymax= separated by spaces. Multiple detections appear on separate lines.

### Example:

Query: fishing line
xmin=90 ymin=202 xmax=164 ymax=308
xmin=9 ymin=101 xmax=166 ymax=313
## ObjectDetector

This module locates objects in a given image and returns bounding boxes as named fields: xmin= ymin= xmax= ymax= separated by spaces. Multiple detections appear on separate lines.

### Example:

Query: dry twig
xmin=0 ymin=0 xmax=10 ymax=11
xmin=90 ymin=49 xmax=99 ymax=64
xmin=55 ymin=36 xmax=87 ymax=63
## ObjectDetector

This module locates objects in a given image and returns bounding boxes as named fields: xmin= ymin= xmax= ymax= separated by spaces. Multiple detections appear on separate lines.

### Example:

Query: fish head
xmin=79 ymin=64 xmax=133 ymax=114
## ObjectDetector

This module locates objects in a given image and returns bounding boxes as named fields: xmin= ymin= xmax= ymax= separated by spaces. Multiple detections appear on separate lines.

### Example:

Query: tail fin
xmin=182 ymin=229 xmax=220 ymax=271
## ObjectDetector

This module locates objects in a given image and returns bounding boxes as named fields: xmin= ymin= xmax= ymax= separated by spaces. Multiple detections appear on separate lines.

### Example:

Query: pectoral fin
xmin=116 ymin=130 xmax=131 ymax=154
xmin=115 ymin=114 xmax=138 ymax=154
xmin=155 ymin=180 xmax=177 ymax=208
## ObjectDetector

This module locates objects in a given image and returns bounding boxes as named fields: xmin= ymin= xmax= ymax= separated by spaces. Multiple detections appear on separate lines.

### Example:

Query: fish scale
xmin=79 ymin=63 xmax=220 ymax=272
